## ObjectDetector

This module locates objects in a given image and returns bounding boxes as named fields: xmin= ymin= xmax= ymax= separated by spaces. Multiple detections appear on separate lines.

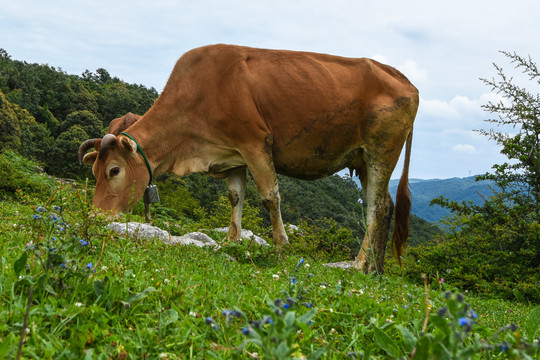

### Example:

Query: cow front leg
xmin=244 ymin=145 xmax=288 ymax=247
xmin=226 ymin=168 xmax=246 ymax=242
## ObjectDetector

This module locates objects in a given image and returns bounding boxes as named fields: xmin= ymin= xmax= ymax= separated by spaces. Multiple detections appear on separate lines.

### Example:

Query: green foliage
xmin=0 ymin=150 xmax=54 ymax=200
xmin=287 ymin=220 xmax=356 ymax=263
xmin=0 ymin=49 xmax=158 ymax=178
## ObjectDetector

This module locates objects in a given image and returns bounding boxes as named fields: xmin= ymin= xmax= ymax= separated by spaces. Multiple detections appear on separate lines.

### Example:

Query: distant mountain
xmin=353 ymin=176 xmax=498 ymax=223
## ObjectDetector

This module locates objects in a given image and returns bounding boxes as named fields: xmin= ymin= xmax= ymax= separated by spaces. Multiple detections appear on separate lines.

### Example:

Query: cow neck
xmin=120 ymin=132 xmax=153 ymax=186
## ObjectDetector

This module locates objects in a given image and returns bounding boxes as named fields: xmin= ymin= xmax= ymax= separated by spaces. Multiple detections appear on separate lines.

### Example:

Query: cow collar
xmin=120 ymin=132 xmax=153 ymax=186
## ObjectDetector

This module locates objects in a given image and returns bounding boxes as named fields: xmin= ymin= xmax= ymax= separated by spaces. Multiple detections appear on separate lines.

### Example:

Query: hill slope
xmin=388 ymin=176 xmax=497 ymax=223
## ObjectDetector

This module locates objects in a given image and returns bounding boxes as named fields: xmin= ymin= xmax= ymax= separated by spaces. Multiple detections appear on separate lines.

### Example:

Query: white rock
xmin=214 ymin=227 xmax=268 ymax=246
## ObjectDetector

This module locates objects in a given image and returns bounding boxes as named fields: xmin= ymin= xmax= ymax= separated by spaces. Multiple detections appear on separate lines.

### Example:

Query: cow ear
xmin=83 ymin=151 xmax=98 ymax=165
xmin=120 ymin=136 xmax=137 ymax=155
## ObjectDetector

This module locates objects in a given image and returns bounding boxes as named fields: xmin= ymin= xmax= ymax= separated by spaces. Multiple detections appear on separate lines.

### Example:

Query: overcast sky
xmin=2 ymin=0 xmax=539 ymax=179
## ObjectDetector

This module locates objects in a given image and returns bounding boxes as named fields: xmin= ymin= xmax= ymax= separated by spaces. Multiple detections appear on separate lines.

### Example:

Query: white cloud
xmin=452 ymin=144 xmax=479 ymax=154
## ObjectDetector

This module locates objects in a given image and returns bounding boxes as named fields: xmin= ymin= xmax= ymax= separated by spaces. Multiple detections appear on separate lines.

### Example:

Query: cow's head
xmin=78 ymin=134 xmax=150 ymax=214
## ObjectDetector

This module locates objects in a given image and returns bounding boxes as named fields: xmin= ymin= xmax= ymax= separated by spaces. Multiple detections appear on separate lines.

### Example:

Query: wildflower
xmin=320 ymin=285 xmax=327 ymax=289
xmin=33 ymin=214 xmax=41 ymax=220
xmin=308 ymin=273 xmax=313 ymax=277
xmin=290 ymin=276 xmax=297 ymax=284
xmin=439 ymin=278 xmax=444 ymax=284
xmin=205 ymin=317 xmax=214 ymax=325
xmin=272 ymin=274 xmax=279 ymax=280
xmin=75 ymin=302 xmax=83 ymax=307
xmin=500 ymin=341 xmax=510 ymax=352
xmin=298 ymin=258 xmax=304 ymax=265
xmin=305 ymin=263 xmax=310 ymax=268
xmin=307 ymin=320 xmax=313 ymax=325
xmin=304 ymin=302 xmax=313 ymax=308
xmin=242 ymin=327 xmax=250 ymax=335
xmin=284 ymin=303 xmax=290 ymax=310
xmin=437 ymin=307 xmax=448 ymax=317
xmin=286 ymin=297 xmax=294 ymax=306
xmin=37 ymin=206 xmax=45 ymax=213
xmin=251 ymin=320 xmax=262 ymax=328
xmin=263 ymin=315 xmax=273 ymax=324
xmin=85 ymin=263 xmax=93 ymax=269
xmin=80 ymin=239 xmax=88 ymax=246
xmin=189 ymin=311 xmax=197 ymax=317
xmin=468 ymin=310 xmax=478 ymax=319
xmin=53 ymin=205 xmax=61 ymax=212
xmin=358 ymin=198 xmax=363 ymax=204
xmin=458 ymin=317 xmax=469 ymax=326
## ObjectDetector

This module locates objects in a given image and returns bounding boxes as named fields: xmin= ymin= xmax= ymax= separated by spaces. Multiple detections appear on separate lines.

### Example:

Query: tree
xmin=478 ymin=51 xmax=540 ymax=223
xmin=408 ymin=52 xmax=540 ymax=301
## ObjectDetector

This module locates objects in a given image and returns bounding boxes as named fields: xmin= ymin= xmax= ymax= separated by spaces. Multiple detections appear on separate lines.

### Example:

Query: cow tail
xmin=392 ymin=128 xmax=413 ymax=265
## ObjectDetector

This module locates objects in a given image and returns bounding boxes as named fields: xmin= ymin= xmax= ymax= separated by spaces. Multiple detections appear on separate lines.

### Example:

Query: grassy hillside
xmin=0 ymin=153 xmax=538 ymax=359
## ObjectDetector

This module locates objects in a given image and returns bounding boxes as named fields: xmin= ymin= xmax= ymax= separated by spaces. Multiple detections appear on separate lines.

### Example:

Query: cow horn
xmin=99 ymin=134 xmax=118 ymax=155
xmin=78 ymin=139 xmax=99 ymax=165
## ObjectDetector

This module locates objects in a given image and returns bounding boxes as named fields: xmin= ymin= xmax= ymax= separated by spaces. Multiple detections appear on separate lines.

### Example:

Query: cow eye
xmin=109 ymin=166 xmax=121 ymax=178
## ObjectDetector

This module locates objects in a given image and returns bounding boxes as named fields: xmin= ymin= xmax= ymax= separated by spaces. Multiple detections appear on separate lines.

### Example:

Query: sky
xmin=1 ymin=0 xmax=539 ymax=179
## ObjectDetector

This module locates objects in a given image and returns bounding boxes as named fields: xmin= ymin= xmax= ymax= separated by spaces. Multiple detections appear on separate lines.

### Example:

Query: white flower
xmin=320 ymin=285 xmax=326 ymax=289
xmin=75 ymin=302 xmax=83 ymax=307
xmin=272 ymin=274 xmax=280 ymax=280
xmin=164 ymin=278 xmax=170 ymax=283
xmin=189 ymin=311 xmax=197 ymax=317
xmin=305 ymin=263 xmax=310 ymax=268
xmin=101 ymin=266 xmax=108 ymax=271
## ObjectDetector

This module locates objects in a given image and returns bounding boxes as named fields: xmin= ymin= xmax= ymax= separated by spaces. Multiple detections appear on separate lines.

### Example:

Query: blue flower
xmin=80 ymin=239 xmax=88 ymax=246
xmin=60 ymin=263 xmax=65 ymax=268
xmin=290 ymin=276 xmax=297 ymax=284
xmin=297 ymin=258 xmax=304 ymax=265
xmin=242 ymin=327 xmax=250 ymax=335
xmin=33 ymin=214 xmax=41 ymax=220
xmin=37 ymin=206 xmax=45 ymax=213
xmin=53 ymin=206 xmax=61 ymax=212
xmin=458 ymin=317 xmax=469 ymax=326
xmin=308 ymin=273 xmax=313 ymax=278
xmin=85 ymin=263 xmax=93 ymax=269
xmin=500 ymin=341 xmax=510 ymax=352
xmin=283 ymin=303 xmax=290 ymax=310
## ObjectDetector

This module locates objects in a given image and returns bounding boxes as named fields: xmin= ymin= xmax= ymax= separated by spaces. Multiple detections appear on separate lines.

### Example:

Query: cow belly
xmin=273 ymin=145 xmax=359 ymax=180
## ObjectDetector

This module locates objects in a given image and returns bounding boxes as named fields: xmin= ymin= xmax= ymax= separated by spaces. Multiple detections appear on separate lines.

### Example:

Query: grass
xmin=0 ymin=183 xmax=539 ymax=359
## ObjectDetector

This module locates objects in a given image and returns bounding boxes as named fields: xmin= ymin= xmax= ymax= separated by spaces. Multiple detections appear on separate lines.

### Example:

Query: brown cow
xmin=78 ymin=44 xmax=419 ymax=273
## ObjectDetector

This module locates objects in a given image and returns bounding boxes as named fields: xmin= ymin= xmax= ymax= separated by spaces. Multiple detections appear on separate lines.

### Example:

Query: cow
xmin=78 ymin=44 xmax=419 ymax=273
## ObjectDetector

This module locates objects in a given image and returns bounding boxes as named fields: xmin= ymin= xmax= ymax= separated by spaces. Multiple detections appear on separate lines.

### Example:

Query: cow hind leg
xmin=226 ymin=168 xmax=247 ymax=243
xmin=352 ymin=156 xmax=396 ymax=273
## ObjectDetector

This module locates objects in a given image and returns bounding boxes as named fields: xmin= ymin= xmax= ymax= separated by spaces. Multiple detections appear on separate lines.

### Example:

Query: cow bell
xmin=143 ymin=184 xmax=160 ymax=204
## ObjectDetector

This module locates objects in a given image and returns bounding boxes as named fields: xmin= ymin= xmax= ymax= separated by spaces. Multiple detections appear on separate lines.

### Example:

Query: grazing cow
xmin=78 ymin=44 xmax=419 ymax=273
